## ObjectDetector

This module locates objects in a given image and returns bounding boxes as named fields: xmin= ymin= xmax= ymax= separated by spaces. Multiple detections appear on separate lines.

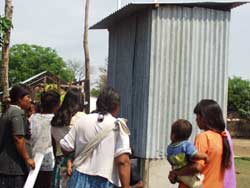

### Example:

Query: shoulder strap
xmin=73 ymin=123 xmax=115 ymax=168
xmin=73 ymin=118 xmax=130 ymax=169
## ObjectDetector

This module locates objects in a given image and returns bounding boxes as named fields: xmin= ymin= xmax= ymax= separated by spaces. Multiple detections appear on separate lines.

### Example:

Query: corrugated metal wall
xmin=108 ymin=10 xmax=152 ymax=157
xmin=108 ymin=15 xmax=136 ymax=124
xmin=146 ymin=6 xmax=230 ymax=158
xmin=108 ymin=6 xmax=230 ymax=159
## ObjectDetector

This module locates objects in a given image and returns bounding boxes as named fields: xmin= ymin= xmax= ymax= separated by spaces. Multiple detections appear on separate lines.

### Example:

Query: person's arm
xmin=168 ymin=162 xmax=203 ymax=184
xmin=60 ymin=126 xmax=77 ymax=155
xmin=51 ymin=136 xmax=57 ymax=157
xmin=11 ymin=110 xmax=35 ymax=169
xmin=131 ymin=180 xmax=144 ymax=188
xmin=14 ymin=135 xmax=35 ymax=169
xmin=191 ymin=152 xmax=208 ymax=163
xmin=115 ymin=153 xmax=131 ymax=188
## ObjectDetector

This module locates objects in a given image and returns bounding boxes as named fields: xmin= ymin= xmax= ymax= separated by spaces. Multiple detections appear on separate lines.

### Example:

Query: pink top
xmin=224 ymin=130 xmax=236 ymax=188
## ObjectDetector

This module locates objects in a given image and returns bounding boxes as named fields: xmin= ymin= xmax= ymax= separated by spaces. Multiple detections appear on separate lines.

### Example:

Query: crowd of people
xmin=0 ymin=84 xmax=236 ymax=188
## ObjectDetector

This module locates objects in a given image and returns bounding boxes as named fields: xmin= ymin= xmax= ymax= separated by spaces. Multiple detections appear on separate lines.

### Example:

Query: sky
xmin=0 ymin=0 xmax=250 ymax=82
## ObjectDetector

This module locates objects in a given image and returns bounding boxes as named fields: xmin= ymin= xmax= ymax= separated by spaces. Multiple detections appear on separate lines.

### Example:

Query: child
xmin=166 ymin=119 xmax=208 ymax=188
xmin=30 ymin=90 xmax=60 ymax=188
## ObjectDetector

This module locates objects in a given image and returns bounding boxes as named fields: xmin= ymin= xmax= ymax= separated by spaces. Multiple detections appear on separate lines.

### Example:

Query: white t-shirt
xmin=30 ymin=113 xmax=55 ymax=171
xmin=60 ymin=113 xmax=131 ymax=186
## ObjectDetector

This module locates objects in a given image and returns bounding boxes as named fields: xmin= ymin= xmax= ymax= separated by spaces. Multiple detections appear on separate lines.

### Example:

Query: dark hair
xmin=40 ymin=90 xmax=60 ymax=113
xmin=51 ymin=88 xmax=84 ymax=127
xmin=194 ymin=99 xmax=231 ymax=169
xmin=171 ymin=119 xmax=192 ymax=141
xmin=9 ymin=84 xmax=30 ymax=104
xmin=2 ymin=84 xmax=30 ymax=113
xmin=96 ymin=87 xmax=120 ymax=122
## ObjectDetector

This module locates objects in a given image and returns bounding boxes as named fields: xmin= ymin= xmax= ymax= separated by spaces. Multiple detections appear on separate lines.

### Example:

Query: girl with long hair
xmin=169 ymin=99 xmax=234 ymax=188
xmin=51 ymin=88 xmax=85 ymax=188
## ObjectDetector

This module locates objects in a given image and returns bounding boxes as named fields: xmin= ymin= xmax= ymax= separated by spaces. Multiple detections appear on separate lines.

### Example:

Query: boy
xmin=166 ymin=119 xmax=208 ymax=188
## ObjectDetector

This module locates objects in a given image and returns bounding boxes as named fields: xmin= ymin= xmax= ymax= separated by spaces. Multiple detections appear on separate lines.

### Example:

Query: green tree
xmin=0 ymin=44 xmax=74 ymax=87
xmin=228 ymin=77 xmax=250 ymax=120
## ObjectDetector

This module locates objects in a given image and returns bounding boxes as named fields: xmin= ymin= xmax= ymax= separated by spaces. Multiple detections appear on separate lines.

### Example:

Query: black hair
xmin=96 ymin=87 xmax=120 ymax=122
xmin=51 ymin=88 xmax=84 ymax=127
xmin=40 ymin=90 xmax=60 ymax=113
xmin=9 ymin=84 xmax=30 ymax=104
xmin=194 ymin=99 xmax=231 ymax=169
xmin=171 ymin=119 xmax=192 ymax=141
xmin=2 ymin=84 xmax=29 ymax=113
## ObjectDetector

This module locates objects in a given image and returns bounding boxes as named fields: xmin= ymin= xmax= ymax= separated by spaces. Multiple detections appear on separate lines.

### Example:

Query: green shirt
xmin=0 ymin=105 xmax=31 ymax=175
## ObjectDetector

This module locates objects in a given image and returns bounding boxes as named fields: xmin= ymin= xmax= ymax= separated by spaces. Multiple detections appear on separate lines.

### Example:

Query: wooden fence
xmin=227 ymin=119 xmax=250 ymax=138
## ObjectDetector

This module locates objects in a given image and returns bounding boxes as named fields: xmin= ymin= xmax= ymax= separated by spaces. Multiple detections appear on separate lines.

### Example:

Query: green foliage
xmin=0 ymin=44 xmax=74 ymax=85
xmin=228 ymin=77 xmax=250 ymax=120
xmin=0 ymin=15 xmax=13 ymax=46
xmin=91 ymin=88 xmax=100 ymax=97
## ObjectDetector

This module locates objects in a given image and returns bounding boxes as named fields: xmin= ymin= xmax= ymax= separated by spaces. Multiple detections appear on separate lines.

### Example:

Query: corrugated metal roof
xmin=21 ymin=71 xmax=48 ymax=84
xmin=90 ymin=1 xmax=249 ymax=29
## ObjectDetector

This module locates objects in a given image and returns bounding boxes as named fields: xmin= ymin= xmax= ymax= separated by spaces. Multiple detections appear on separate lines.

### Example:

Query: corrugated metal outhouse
xmin=91 ymin=1 xmax=248 ymax=187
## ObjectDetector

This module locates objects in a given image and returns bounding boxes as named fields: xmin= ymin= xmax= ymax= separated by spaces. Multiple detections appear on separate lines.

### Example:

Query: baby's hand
xmin=168 ymin=170 xmax=177 ymax=184
xmin=204 ymin=155 xmax=209 ymax=164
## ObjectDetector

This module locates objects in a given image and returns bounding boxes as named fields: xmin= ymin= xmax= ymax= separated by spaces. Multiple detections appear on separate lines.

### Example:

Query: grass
xmin=235 ymin=157 xmax=250 ymax=188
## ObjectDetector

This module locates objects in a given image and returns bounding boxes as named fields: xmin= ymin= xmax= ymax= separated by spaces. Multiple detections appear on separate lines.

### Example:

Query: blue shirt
xmin=166 ymin=140 xmax=197 ymax=169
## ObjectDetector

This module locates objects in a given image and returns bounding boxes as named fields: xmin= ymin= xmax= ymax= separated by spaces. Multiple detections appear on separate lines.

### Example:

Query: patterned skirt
xmin=67 ymin=171 xmax=115 ymax=188
xmin=52 ymin=156 xmax=70 ymax=188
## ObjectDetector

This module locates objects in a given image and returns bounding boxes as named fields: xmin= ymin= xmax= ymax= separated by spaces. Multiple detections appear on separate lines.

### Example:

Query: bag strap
xmin=73 ymin=118 xmax=129 ymax=169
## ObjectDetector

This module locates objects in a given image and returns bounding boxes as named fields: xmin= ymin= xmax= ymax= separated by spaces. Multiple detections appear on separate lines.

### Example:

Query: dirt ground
xmin=232 ymin=138 xmax=250 ymax=157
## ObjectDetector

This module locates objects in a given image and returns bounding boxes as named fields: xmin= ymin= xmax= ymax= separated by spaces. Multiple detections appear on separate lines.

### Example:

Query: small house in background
xmin=91 ymin=1 xmax=248 ymax=187
xmin=20 ymin=71 xmax=85 ymax=102
xmin=0 ymin=71 xmax=85 ymax=103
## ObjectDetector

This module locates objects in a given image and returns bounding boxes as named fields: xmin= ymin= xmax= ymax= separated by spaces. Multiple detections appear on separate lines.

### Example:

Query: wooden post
xmin=83 ymin=0 xmax=90 ymax=113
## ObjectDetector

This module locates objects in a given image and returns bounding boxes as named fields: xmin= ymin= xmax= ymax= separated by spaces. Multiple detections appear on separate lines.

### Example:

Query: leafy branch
xmin=0 ymin=15 xmax=13 ymax=47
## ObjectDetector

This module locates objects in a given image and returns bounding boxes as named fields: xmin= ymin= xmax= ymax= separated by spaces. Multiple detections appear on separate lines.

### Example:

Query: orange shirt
xmin=195 ymin=130 xmax=225 ymax=188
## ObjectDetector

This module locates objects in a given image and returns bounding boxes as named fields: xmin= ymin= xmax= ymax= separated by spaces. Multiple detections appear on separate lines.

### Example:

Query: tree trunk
xmin=1 ymin=0 xmax=13 ymax=100
xmin=83 ymin=0 xmax=90 ymax=113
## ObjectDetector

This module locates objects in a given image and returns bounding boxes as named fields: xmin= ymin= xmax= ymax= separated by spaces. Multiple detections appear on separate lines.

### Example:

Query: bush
xmin=228 ymin=77 xmax=250 ymax=120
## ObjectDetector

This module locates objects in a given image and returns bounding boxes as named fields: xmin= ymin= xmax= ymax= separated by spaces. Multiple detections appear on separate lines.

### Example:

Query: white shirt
xmin=30 ymin=113 xmax=55 ymax=171
xmin=60 ymin=113 xmax=131 ymax=186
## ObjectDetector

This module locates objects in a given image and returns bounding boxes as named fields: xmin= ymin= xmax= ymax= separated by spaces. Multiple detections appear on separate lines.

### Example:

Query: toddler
xmin=166 ymin=119 xmax=208 ymax=188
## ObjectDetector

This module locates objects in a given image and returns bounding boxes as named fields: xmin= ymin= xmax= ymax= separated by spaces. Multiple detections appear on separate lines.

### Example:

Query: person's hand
xmin=168 ymin=170 xmax=177 ymax=184
xmin=26 ymin=158 xmax=35 ymax=169
xmin=66 ymin=159 xmax=73 ymax=176
xmin=67 ymin=166 xmax=73 ymax=176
